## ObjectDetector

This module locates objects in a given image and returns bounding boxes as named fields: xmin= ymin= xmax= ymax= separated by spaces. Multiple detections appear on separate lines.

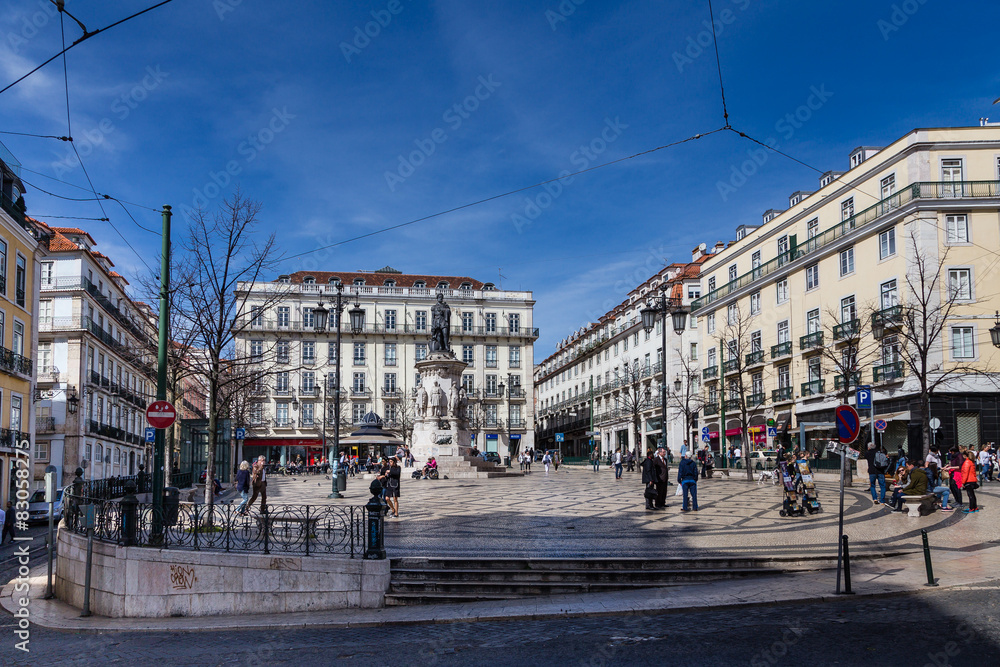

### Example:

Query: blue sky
xmin=2 ymin=0 xmax=998 ymax=357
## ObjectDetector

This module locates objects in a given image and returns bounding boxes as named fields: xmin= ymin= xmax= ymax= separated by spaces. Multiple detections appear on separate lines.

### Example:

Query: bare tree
xmin=178 ymin=191 xmax=284 ymax=509
xmin=615 ymin=358 xmax=655 ymax=459
xmin=665 ymin=348 xmax=706 ymax=452
xmin=391 ymin=390 xmax=417 ymax=449
xmin=715 ymin=304 xmax=770 ymax=480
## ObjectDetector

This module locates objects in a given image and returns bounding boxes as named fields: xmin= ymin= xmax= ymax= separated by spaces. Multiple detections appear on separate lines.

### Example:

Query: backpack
xmin=875 ymin=451 xmax=889 ymax=470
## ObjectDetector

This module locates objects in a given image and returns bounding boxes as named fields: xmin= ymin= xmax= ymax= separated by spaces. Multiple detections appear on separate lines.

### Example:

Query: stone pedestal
xmin=411 ymin=352 xmax=472 ymax=462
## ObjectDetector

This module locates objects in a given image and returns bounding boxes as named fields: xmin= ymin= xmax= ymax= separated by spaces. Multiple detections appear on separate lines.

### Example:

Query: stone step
xmin=390 ymin=566 xmax=785 ymax=584
xmin=391 ymin=557 xmax=787 ymax=571
xmin=385 ymin=591 xmax=536 ymax=606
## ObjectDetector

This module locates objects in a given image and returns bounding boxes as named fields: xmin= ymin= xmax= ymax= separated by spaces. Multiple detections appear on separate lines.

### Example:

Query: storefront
xmin=242 ymin=438 xmax=326 ymax=467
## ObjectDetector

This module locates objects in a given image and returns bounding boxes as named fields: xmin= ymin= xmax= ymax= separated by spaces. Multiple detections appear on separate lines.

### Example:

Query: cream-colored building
xmin=692 ymin=125 xmax=1000 ymax=457
xmin=535 ymin=248 xmax=710 ymax=458
xmin=235 ymin=269 xmax=537 ymax=462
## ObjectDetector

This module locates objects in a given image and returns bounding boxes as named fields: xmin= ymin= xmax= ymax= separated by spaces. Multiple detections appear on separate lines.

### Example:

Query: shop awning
xmin=244 ymin=438 xmax=324 ymax=448
xmin=875 ymin=411 xmax=910 ymax=422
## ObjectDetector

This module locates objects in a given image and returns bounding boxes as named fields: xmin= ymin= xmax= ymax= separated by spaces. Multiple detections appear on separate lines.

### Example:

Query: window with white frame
xmin=485 ymin=345 xmax=498 ymax=367
xmin=509 ymin=345 xmax=521 ymax=367
xmin=249 ymin=339 xmax=263 ymax=361
xmin=301 ymin=403 xmax=314 ymax=425
xmin=841 ymin=197 xmax=854 ymax=222
xmin=38 ymin=342 xmax=52 ymax=374
xmin=945 ymin=214 xmax=969 ymax=244
xmin=462 ymin=374 xmax=474 ymax=391
xmin=706 ymin=313 xmax=715 ymax=333
xmin=384 ymin=342 xmax=397 ymax=366
xmin=509 ymin=313 xmax=520 ymax=333
xmin=328 ymin=341 xmax=338 ymax=362
xmin=384 ymin=372 xmax=397 ymax=392
xmin=807 ymin=309 xmax=820 ymax=334
xmin=941 ymin=158 xmax=964 ymax=196
xmin=879 ymin=228 xmax=896 ymax=259
xmin=707 ymin=276 xmax=716 ymax=292
xmin=805 ymin=263 xmax=819 ymax=290
xmin=776 ymin=279 xmax=788 ymax=303
xmin=276 ymin=340 xmax=289 ymax=363
xmin=807 ymin=218 xmax=819 ymax=239
xmin=880 ymin=174 xmax=896 ymax=199
xmin=777 ymin=320 xmax=790 ymax=344
xmin=352 ymin=403 xmax=367 ymax=424
xmin=750 ymin=330 xmax=762 ymax=352
xmin=841 ymin=295 xmax=856 ymax=323
xmin=277 ymin=306 xmax=290 ymax=327
xmin=12 ymin=321 xmax=23 ymax=355
xmin=461 ymin=312 xmax=474 ymax=332
xmin=778 ymin=364 xmax=790 ymax=388
xmin=301 ymin=371 xmax=315 ymax=392
xmin=777 ymin=235 xmax=789 ymax=256
xmin=384 ymin=309 xmax=396 ymax=331
xmin=352 ymin=372 xmax=366 ymax=392
xmin=839 ymin=246 xmax=855 ymax=276
xmin=275 ymin=402 xmax=290 ymax=425
xmin=881 ymin=279 xmax=898 ymax=309
xmin=462 ymin=344 xmax=474 ymax=364
xmin=485 ymin=312 xmax=497 ymax=333
xmin=707 ymin=347 xmax=716 ymax=368
xmin=690 ymin=342 xmax=698 ymax=361
xmin=727 ymin=303 xmax=738 ymax=325
xmin=728 ymin=264 xmax=737 ymax=282
xmin=302 ymin=308 xmax=314 ymax=329
xmin=353 ymin=342 xmax=365 ymax=364
xmin=415 ymin=310 xmax=427 ymax=331
xmin=807 ymin=356 xmax=822 ymax=381
xmin=882 ymin=335 xmax=900 ymax=365
xmin=952 ymin=326 xmax=975 ymax=359
xmin=34 ymin=439 xmax=48 ymax=461
xmin=948 ymin=268 xmax=972 ymax=301
xmin=301 ymin=340 xmax=315 ymax=363
xmin=751 ymin=250 xmax=761 ymax=273
xmin=415 ymin=343 xmax=427 ymax=361
xmin=275 ymin=372 xmax=289 ymax=393
xmin=750 ymin=291 xmax=761 ymax=315
xmin=250 ymin=306 xmax=263 ymax=327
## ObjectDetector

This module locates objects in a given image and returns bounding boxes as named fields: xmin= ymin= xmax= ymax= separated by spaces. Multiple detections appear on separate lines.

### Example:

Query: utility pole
xmin=718 ymin=339 xmax=726 ymax=470
xmin=152 ymin=205 xmax=171 ymax=534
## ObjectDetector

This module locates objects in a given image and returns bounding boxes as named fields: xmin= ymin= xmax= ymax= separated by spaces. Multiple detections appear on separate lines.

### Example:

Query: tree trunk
xmin=205 ymin=378 xmax=217 ymax=519
xmin=919 ymin=390 xmax=931 ymax=461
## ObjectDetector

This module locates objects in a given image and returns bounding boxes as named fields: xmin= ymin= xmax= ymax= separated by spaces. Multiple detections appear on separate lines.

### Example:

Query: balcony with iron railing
xmin=771 ymin=341 xmax=792 ymax=359
xmin=36 ymin=416 xmax=56 ymax=433
xmin=722 ymin=359 xmax=740 ymax=375
xmin=745 ymin=350 xmax=764 ymax=367
xmin=703 ymin=403 xmax=719 ymax=416
xmin=801 ymin=379 xmax=825 ymax=397
xmin=509 ymin=387 xmax=526 ymax=400
xmin=834 ymin=373 xmax=862 ymax=391
xmin=873 ymin=361 xmax=904 ymax=383
xmin=240 ymin=316 xmax=540 ymax=339
xmin=872 ymin=305 xmax=904 ymax=330
xmin=299 ymin=386 xmax=320 ymax=397
xmin=691 ymin=180 xmax=1000 ymax=311
xmin=702 ymin=366 xmax=718 ymax=380
xmin=273 ymin=418 xmax=294 ymax=428
xmin=772 ymin=386 xmax=793 ymax=403
xmin=723 ymin=398 xmax=741 ymax=412
xmin=800 ymin=331 xmax=823 ymax=351
xmin=0 ymin=346 xmax=32 ymax=378
xmin=350 ymin=388 xmax=371 ymax=398
xmin=507 ymin=419 xmax=527 ymax=430
xmin=0 ymin=428 xmax=30 ymax=448
xmin=833 ymin=319 xmax=860 ymax=341
xmin=748 ymin=392 xmax=766 ymax=407
xmin=382 ymin=388 xmax=400 ymax=399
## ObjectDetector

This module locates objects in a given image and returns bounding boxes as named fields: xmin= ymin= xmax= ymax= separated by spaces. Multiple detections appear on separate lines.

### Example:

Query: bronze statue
xmin=429 ymin=292 xmax=451 ymax=353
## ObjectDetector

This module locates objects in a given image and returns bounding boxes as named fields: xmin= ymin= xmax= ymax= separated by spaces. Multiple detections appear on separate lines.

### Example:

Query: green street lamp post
xmin=640 ymin=285 xmax=688 ymax=458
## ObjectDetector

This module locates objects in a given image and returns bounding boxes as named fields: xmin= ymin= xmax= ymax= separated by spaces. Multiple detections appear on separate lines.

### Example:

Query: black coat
xmin=653 ymin=455 xmax=669 ymax=484
xmin=641 ymin=457 xmax=656 ymax=484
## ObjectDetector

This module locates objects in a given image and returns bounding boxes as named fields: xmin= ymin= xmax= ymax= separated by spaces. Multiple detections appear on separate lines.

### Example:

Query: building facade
xmin=691 ymin=125 xmax=1000 ymax=458
xmin=34 ymin=225 xmax=158 ymax=487
xmin=0 ymin=142 xmax=49 ymax=504
xmin=235 ymin=269 xmax=537 ymax=463
xmin=534 ymin=249 xmax=710 ymax=459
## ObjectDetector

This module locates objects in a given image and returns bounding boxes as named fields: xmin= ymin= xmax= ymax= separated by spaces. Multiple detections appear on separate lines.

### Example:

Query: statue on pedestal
xmin=449 ymin=384 xmax=459 ymax=418
xmin=416 ymin=385 xmax=428 ymax=419
xmin=429 ymin=381 xmax=447 ymax=418
xmin=429 ymin=293 xmax=451 ymax=354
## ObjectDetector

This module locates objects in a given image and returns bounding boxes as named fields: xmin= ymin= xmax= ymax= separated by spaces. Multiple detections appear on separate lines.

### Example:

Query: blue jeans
xmin=682 ymin=480 xmax=698 ymax=510
xmin=932 ymin=485 xmax=951 ymax=508
xmin=615 ymin=463 xmax=623 ymax=478
xmin=592 ymin=460 xmax=599 ymax=472
xmin=869 ymin=473 xmax=886 ymax=502
xmin=236 ymin=490 xmax=250 ymax=513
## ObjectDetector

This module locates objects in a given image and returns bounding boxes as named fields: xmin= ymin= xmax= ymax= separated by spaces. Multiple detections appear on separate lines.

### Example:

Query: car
xmin=750 ymin=450 xmax=779 ymax=469
xmin=483 ymin=452 xmax=502 ymax=464
xmin=27 ymin=487 xmax=65 ymax=524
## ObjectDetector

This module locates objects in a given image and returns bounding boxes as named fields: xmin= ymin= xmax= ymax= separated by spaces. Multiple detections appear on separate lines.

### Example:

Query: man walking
xmin=678 ymin=452 xmax=699 ymax=511
xmin=653 ymin=446 xmax=670 ymax=509
xmin=641 ymin=450 xmax=657 ymax=510
xmin=248 ymin=455 xmax=268 ymax=513
xmin=590 ymin=447 xmax=600 ymax=472
xmin=1 ymin=501 xmax=14 ymax=544
xmin=866 ymin=443 xmax=888 ymax=504
xmin=613 ymin=448 xmax=623 ymax=480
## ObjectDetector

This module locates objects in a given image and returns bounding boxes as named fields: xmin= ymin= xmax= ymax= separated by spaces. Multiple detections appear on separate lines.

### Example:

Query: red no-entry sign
xmin=146 ymin=400 xmax=177 ymax=429
xmin=835 ymin=405 xmax=861 ymax=444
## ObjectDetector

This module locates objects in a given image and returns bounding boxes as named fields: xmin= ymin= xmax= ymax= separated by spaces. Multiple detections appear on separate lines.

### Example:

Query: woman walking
xmin=960 ymin=450 xmax=980 ymax=513
xmin=381 ymin=456 xmax=401 ymax=518
xmin=641 ymin=450 xmax=657 ymax=510
xmin=235 ymin=460 xmax=251 ymax=515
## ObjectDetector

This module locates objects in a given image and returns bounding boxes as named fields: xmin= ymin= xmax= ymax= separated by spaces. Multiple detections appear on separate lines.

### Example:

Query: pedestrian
xmin=945 ymin=453 xmax=964 ymax=507
xmin=678 ymin=452 xmax=700 ymax=512
xmin=866 ymin=443 xmax=888 ymax=504
xmin=885 ymin=459 xmax=928 ymax=512
xmin=235 ymin=461 xmax=251 ymax=515
xmin=960 ymin=450 xmax=980 ymax=513
xmin=933 ymin=467 xmax=955 ymax=512
xmin=1 ymin=501 xmax=14 ymax=544
xmin=590 ymin=447 xmax=600 ymax=472
xmin=543 ymin=450 xmax=552 ymax=475
xmin=641 ymin=450 xmax=657 ymax=510
xmin=653 ymin=446 xmax=669 ymax=509
xmin=380 ymin=456 xmax=401 ymax=518
xmin=248 ymin=454 xmax=268 ymax=513
xmin=697 ymin=447 xmax=707 ymax=478
xmin=553 ymin=451 xmax=560 ymax=471
xmin=626 ymin=450 xmax=635 ymax=472
xmin=977 ymin=446 xmax=991 ymax=480
xmin=733 ymin=445 xmax=742 ymax=469
xmin=614 ymin=448 xmax=623 ymax=479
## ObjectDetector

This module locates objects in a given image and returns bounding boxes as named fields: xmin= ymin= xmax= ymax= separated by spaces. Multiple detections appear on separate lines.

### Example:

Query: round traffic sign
xmin=146 ymin=400 xmax=177 ymax=429
xmin=929 ymin=417 xmax=941 ymax=430
xmin=874 ymin=419 xmax=887 ymax=432
xmin=835 ymin=405 xmax=862 ymax=444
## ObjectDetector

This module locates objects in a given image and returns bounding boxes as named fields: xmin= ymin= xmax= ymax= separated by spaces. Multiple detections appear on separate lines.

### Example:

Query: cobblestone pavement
xmin=264 ymin=465 xmax=1000 ymax=558
xmin=4 ymin=580 xmax=999 ymax=665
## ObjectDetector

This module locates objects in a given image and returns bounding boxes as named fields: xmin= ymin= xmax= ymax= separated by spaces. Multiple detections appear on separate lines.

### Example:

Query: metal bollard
xmin=842 ymin=535 xmax=854 ymax=594
xmin=921 ymin=529 xmax=939 ymax=587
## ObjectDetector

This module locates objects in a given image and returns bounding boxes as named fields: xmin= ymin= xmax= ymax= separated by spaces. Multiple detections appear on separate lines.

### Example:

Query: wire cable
xmin=0 ymin=130 xmax=71 ymax=141
xmin=706 ymin=0 xmax=730 ymax=128
xmin=17 ymin=166 xmax=161 ymax=212
xmin=32 ymin=215 xmax=109 ymax=221
xmin=278 ymin=126 xmax=729 ymax=263
xmin=0 ymin=0 xmax=178 ymax=97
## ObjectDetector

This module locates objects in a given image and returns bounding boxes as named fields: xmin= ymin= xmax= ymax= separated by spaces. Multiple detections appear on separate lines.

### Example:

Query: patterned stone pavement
xmin=264 ymin=464 xmax=1000 ymax=558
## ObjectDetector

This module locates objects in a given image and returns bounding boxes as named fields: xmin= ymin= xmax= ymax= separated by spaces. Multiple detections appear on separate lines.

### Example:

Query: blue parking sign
xmin=555 ymin=433 xmax=564 ymax=442
xmin=144 ymin=427 xmax=155 ymax=443
xmin=856 ymin=385 xmax=872 ymax=410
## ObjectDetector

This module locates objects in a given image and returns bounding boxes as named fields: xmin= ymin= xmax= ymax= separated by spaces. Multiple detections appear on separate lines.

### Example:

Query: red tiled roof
xmin=50 ymin=227 xmax=97 ymax=245
xmin=283 ymin=271 xmax=486 ymax=289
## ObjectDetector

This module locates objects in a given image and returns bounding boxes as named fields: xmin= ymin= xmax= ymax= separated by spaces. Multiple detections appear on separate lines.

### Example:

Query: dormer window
xmin=482 ymin=282 xmax=495 ymax=291
xmin=277 ymin=275 xmax=290 ymax=284
xmin=303 ymin=276 xmax=315 ymax=285
xmin=436 ymin=281 xmax=449 ymax=289
xmin=459 ymin=282 xmax=472 ymax=290
xmin=384 ymin=279 xmax=396 ymax=287
xmin=329 ymin=277 xmax=341 ymax=285
xmin=413 ymin=280 xmax=426 ymax=288
xmin=353 ymin=278 xmax=365 ymax=286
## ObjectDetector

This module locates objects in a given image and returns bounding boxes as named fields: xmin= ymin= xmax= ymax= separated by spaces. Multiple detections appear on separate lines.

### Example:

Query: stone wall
xmin=55 ymin=528 xmax=390 ymax=618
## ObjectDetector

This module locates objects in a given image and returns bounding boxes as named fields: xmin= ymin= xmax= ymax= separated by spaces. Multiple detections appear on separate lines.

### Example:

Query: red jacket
xmin=958 ymin=459 xmax=977 ymax=487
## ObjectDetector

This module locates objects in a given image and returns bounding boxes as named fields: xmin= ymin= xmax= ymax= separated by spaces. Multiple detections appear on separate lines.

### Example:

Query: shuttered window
xmin=955 ymin=412 xmax=980 ymax=451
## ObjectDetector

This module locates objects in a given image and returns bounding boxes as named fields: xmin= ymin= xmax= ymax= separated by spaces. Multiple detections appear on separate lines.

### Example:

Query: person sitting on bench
xmin=885 ymin=459 xmax=928 ymax=512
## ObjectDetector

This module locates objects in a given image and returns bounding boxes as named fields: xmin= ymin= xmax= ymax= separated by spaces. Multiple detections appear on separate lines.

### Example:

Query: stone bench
xmin=900 ymin=494 xmax=937 ymax=517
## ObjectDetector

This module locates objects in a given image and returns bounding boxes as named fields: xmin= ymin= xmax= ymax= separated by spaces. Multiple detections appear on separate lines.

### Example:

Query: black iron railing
xmin=64 ymin=487 xmax=370 ymax=558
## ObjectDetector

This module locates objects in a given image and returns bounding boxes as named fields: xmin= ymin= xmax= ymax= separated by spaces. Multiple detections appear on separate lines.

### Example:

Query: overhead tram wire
xmin=706 ymin=0 xmax=730 ymax=128
xmin=278 ymin=126 xmax=729 ymax=264
xmin=0 ymin=130 xmax=71 ymax=141
xmin=0 ymin=0 xmax=179 ymax=97
xmin=18 ymin=166 xmax=161 ymax=212
xmin=31 ymin=215 xmax=109 ymax=221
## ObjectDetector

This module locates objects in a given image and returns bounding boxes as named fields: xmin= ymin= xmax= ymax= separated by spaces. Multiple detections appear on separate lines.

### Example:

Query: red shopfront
xmin=706 ymin=426 xmax=766 ymax=451
xmin=242 ymin=438 xmax=326 ymax=466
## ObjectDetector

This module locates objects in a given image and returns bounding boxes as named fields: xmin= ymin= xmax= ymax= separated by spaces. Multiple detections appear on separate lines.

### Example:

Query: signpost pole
xmin=152 ymin=205 xmax=171 ymax=539
xmin=834 ymin=405 xmax=860 ymax=595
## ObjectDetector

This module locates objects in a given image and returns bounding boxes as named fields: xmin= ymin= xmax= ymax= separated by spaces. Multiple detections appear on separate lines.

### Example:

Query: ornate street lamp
xmin=324 ymin=283 xmax=347 ymax=499
xmin=349 ymin=295 xmax=365 ymax=334
xmin=640 ymin=284 xmax=688 ymax=454
xmin=674 ymin=375 xmax=682 ymax=392
xmin=990 ymin=310 xmax=1000 ymax=349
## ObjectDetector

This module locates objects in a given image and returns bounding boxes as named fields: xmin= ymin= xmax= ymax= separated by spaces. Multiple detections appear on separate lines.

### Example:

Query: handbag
xmin=388 ymin=476 xmax=399 ymax=489
xmin=643 ymin=484 xmax=657 ymax=499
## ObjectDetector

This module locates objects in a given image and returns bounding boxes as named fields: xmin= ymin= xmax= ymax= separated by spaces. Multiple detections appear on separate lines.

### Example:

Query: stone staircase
xmin=432 ymin=456 xmax=524 ymax=479
xmin=385 ymin=556 xmax=819 ymax=605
